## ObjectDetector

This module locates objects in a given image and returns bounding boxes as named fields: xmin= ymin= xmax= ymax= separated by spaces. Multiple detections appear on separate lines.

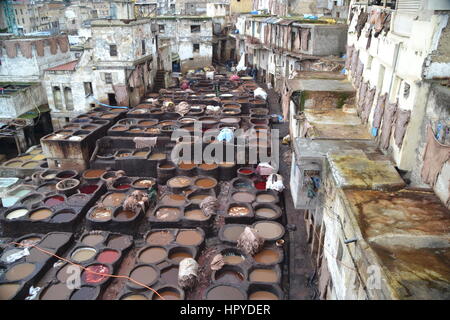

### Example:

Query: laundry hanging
xmin=421 ymin=126 xmax=450 ymax=187
xmin=394 ymin=109 xmax=411 ymax=148
xmin=372 ymin=93 xmax=387 ymax=130
xmin=379 ymin=100 xmax=398 ymax=150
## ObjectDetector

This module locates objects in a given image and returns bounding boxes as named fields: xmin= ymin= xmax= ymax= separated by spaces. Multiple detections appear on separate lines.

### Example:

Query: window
xmin=84 ymin=82 xmax=93 ymax=96
xmin=104 ymin=73 xmax=113 ymax=84
xmin=72 ymin=19 xmax=76 ymax=24
xmin=193 ymin=43 xmax=200 ymax=53
xmin=142 ymin=40 xmax=146 ymax=55
xmin=109 ymin=44 xmax=117 ymax=56
xmin=159 ymin=25 xmax=165 ymax=33
xmin=191 ymin=25 xmax=201 ymax=33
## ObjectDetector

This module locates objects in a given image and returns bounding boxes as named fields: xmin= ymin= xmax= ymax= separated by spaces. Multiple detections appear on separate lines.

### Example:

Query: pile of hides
xmin=254 ymin=87 xmax=268 ymax=100
xmin=175 ymin=101 xmax=190 ymax=116
xmin=199 ymin=196 xmax=218 ymax=217
xmin=210 ymin=254 xmax=225 ymax=271
xmin=237 ymin=227 xmax=265 ymax=256
xmin=266 ymin=174 xmax=285 ymax=192
xmin=178 ymin=258 xmax=199 ymax=289
xmin=123 ymin=190 xmax=149 ymax=212
xmin=133 ymin=137 xmax=157 ymax=149
xmin=217 ymin=128 xmax=234 ymax=142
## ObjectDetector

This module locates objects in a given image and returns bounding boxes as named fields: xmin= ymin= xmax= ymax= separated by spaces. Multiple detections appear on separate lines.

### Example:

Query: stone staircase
xmin=153 ymin=70 xmax=166 ymax=92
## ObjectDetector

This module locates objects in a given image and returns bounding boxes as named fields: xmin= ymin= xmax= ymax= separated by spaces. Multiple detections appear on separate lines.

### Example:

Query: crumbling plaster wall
xmin=0 ymin=84 xmax=47 ymax=118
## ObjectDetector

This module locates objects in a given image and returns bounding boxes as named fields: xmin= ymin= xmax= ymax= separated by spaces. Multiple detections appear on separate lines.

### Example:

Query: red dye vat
xmin=239 ymin=169 xmax=254 ymax=174
xmin=97 ymin=250 xmax=120 ymax=264
xmin=79 ymin=185 xmax=99 ymax=194
xmin=82 ymin=264 xmax=110 ymax=284
xmin=45 ymin=195 xmax=65 ymax=207
xmin=255 ymin=181 xmax=266 ymax=190
xmin=116 ymin=184 xmax=131 ymax=190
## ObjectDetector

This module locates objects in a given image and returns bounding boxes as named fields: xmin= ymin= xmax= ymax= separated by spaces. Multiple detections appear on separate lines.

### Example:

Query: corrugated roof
xmin=46 ymin=60 xmax=78 ymax=71
xmin=278 ymin=19 xmax=294 ymax=25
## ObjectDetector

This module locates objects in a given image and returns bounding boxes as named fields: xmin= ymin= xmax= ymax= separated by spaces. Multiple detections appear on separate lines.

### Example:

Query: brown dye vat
xmin=29 ymin=209 xmax=53 ymax=221
xmin=253 ymin=249 xmax=280 ymax=264
xmin=40 ymin=283 xmax=73 ymax=300
xmin=152 ymin=288 xmax=181 ymax=300
xmin=103 ymin=193 xmax=127 ymax=207
xmin=116 ymin=152 xmax=131 ymax=158
xmin=0 ymin=284 xmax=20 ymax=300
xmin=82 ymin=234 xmax=105 ymax=246
xmin=134 ymin=179 xmax=155 ymax=188
xmin=133 ymin=151 xmax=148 ymax=157
xmin=207 ymin=286 xmax=245 ymax=300
xmin=195 ymin=178 xmax=216 ymax=188
xmin=215 ymin=269 xmax=244 ymax=283
xmin=199 ymin=163 xmax=218 ymax=170
xmin=232 ymin=192 xmax=255 ymax=203
xmin=21 ymin=161 xmax=39 ymax=169
xmin=139 ymin=247 xmax=167 ymax=264
xmin=115 ymin=209 xmax=137 ymax=221
xmin=112 ymin=125 xmax=128 ymax=131
xmin=90 ymin=207 xmax=112 ymax=221
xmin=107 ymin=236 xmax=131 ymax=250
xmin=169 ymin=251 xmax=193 ymax=263
xmin=130 ymin=266 xmax=158 ymax=286
xmin=146 ymin=231 xmax=174 ymax=245
xmin=160 ymin=194 xmax=186 ymax=206
xmin=228 ymin=206 xmax=250 ymax=216
xmin=184 ymin=209 xmax=208 ymax=221
xmin=129 ymin=128 xmax=144 ymax=133
xmin=84 ymin=169 xmax=106 ymax=179
xmin=153 ymin=154 xmax=170 ymax=162
xmin=5 ymin=161 xmax=23 ymax=168
xmin=167 ymin=176 xmax=191 ymax=188
xmin=122 ymin=294 xmax=148 ymax=300
xmin=161 ymin=266 xmax=179 ymax=285
xmin=179 ymin=162 xmax=196 ymax=170
xmin=254 ymin=222 xmax=283 ymax=240
xmin=256 ymin=194 xmax=277 ymax=203
xmin=72 ymin=247 xmax=97 ymax=262
xmin=223 ymin=225 xmax=245 ymax=241
xmin=249 ymin=291 xmax=278 ymax=300
xmin=249 ymin=269 xmax=278 ymax=283
xmin=138 ymin=120 xmax=158 ymax=126
xmin=176 ymin=230 xmax=202 ymax=246
xmin=223 ymin=253 xmax=245 ymax=265
xmin=155 ymin=207 xmax=181 ymax=221
xmin=188 ymin=194 xmax=209 ymax=204
xmin=5 ymin=263 xmax=35 ymax=281
xmin=100 ymin=113 xmax=115 ymax=119
xmin=18 ymin=236 xmax=41 ymax=247
xmin=255 ymin=207 xmax=278 ymax=219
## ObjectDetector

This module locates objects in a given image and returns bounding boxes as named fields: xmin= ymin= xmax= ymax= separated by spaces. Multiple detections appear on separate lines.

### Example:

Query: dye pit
xmin=0 ymin=76 xmax=291 ymax=301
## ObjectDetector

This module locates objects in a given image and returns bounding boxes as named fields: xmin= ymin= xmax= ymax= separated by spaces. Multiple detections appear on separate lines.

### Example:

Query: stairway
xmin=153 ymin=70 xmax=166 ymax=92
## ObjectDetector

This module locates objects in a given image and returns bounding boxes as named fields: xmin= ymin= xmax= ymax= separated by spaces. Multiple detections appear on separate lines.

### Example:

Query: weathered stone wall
xmin=0 ymin=84 xmax=47 ymax=118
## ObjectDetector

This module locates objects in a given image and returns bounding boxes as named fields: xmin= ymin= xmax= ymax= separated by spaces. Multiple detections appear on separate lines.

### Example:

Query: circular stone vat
xmin=253 ymin=248 xmax=282 ymax=265
xmin=167 ymin=176 xmax=192 ymax=192
xmin=248 ymin=284 xmax=281 ymax=300
xmin=17 ymin=235 xmax=41 ymax=247
xmin=40 ymin=283 xmax=73 ymax=300
xmin=128 ymin=265 xmax=159 ymax=288
xmin=79 ymin=184 xmax=99 ymax=194
xmin=107 ymin=235 xmax=132 ymax=250
xmin=26 ymin=247 xmax=55 ymax=263
xmin=154 ymin=206 xmax=181 ymax=221
xmin=83 ymin=169 xmax=106 ymax=180
xmin=214 ymin=266 xmax=245 ymax=284
xmin=89 ymin=206 xmax=112 ymax=222
xmin=249 ymin=268 xmax=279 ymax=283
xmin=221 ymin=248 xmax=246 ymax=265
xmin=254 ymin=203 xmax=282 ymax=220
xmin=168 ymin=247 xmax=194 ymax=263
xmin=184 ymin=205 xmax=208 ymax=221
xmin=255 ymin=191 xmax=278 ymax=203
xmin=51 ymin=209 xmax=76 ymax=223
xmin=70 ymin=286 xmax=100 ymax=300
xmin=81 ymin=233 xmax=105 ymax=246
xmin=82 ymin=264 xmax=110 ymax=285
xmin=57 ymin=263 xmax=74 ymax=283
xmin=231 ymin=191 xmax=255 ymax=203
xmin=160 ymin=193 xmax=186 ymax=206
xmin=29 ymin=208 xmax=53 ymax=221
xmin=146 ymin=231 xmax=174 ymax=245
xmin=176 ymin=230 xmax=203 ymax=246
xmin=221 ymin=225 xmax=246 ymax=242
xmin=205 ymin=285 xmax=246 ymax=300
xmin=0 ymin=283 xmax=20 ymax=300
xmin=6 ymin=208 xmax=29 ymax=220
xmin=133 ymin=178 xmax=156 ymax=189
xmin=152 ymin=286 xmax=183 ymax=300
xmin=194 ymin=177 xmax=217 ymax=190
xmin=21 ymin=161 xmax=39 ymax=169
xmin=186 ymin=191 xmax=211 ymax=204
xmin=253 ymin=221 xmax=285 ymax=241
xmin=149 ymin=152 xmax=167 ymax=161
xmin=56 ymin=170 xmax=78 ymax=180
xmin=5 ymin=262 xmax=36 ymax=281
xmin=102 ymin=192 xmax=127 ymax=207
xmin=138 ymin=246 xmax=167 ymax=264
xmin=71 ymin=247 xmax=97 ymax=263
xmin=231 ymin=177 xmax=254 ymax=190
xmin=44 ymin=195 xmax=65 ymax=207
xmin=120 ymin=293 xmax=149 ymax=300
xmin=227 ymin=203 xmax=252 ymax=217
xmin=114 ymin=207 xmax=138 ymax=221
xmin=97 ymin=249 xmax=120 ymax=264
